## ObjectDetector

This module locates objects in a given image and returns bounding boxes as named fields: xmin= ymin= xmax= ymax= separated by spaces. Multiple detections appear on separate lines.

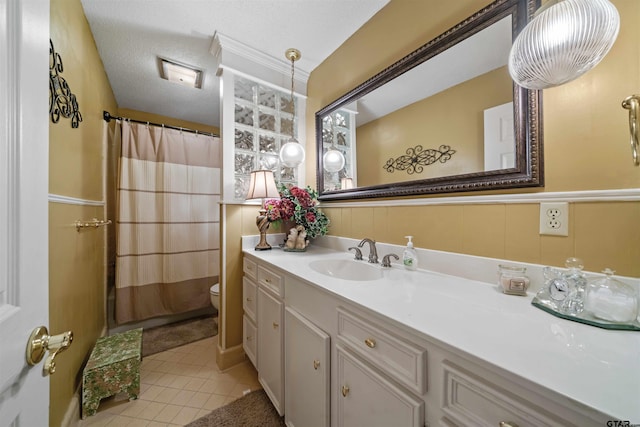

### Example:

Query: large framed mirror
xmin=316 ymin=0 xmax=542 ymax=201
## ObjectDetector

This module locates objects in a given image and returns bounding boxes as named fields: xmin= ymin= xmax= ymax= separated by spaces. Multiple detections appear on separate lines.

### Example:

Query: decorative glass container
xmin=559 ymin=257 xmax=587 ymax=315
xmin=498 ymin=264 xmax=530 ymax=296
xmin=584 ymin=269 xmax=639 ymax=323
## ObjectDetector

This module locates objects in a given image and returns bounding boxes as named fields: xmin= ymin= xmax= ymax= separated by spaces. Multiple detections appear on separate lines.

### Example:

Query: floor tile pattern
xmin=78 ymin=337 xmax=260 ymax=426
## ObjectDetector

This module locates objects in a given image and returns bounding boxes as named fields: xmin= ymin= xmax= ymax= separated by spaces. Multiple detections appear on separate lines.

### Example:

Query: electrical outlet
xmin=540 ymin=202 xmax=569 ymax=236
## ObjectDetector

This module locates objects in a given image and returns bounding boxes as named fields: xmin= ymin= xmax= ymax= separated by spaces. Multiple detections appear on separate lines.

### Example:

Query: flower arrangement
xmin=264 ymin=184 xmax=330 ymax=239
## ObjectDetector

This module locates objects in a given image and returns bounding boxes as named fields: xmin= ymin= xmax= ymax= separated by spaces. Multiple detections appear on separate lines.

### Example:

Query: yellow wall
xmin=357 ymin=67 xmax=512 ymax=186
xmin=50 ymin=0 xmax=117 ymax=424
xmin=303 ymin=0 xmax=640 ymax=276
xmin=221 ymin=0 xmax=640 ymax=353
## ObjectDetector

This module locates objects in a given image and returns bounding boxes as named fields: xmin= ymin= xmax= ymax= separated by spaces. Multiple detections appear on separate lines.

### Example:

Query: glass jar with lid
xmin=498 ymin=264 xmax=530 ymax=296
xmin=584 ymin=269 xmax=639 ymax=324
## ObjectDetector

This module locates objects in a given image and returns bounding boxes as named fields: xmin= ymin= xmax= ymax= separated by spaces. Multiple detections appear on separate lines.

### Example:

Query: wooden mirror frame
xmin=315 ymin=0 xmax=542 ymax=201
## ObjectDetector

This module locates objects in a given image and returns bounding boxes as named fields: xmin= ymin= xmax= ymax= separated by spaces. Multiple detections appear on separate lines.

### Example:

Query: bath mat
xmin=186 ymin=389 xmax=285 ymax=427
xmin=142 ymin=315 xmax=217 ymax=357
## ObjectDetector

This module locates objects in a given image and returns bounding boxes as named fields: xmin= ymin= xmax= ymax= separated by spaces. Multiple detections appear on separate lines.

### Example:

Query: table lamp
xmin=246 ymin=170 xmax=280 ymax=250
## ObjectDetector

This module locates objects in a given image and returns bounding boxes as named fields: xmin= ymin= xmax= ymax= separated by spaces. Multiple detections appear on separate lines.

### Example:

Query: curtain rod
xmin=103 ymin=111 xmax=218 ymax=137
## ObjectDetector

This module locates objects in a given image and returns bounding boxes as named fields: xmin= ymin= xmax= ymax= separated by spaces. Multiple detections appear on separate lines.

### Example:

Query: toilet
xmin=209 ymin=283 xmax=219 ymax=311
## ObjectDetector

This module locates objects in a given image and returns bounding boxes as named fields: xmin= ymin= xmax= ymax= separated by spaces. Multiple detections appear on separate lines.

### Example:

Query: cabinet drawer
xmin=337 ymin=307 xmax=426 ymax=395
xmin=258 ymin=265 xmax=283 ymax=297
xmin=243 ymin=315 xmax=257 ymax=367
xmin=442 ymin=361 xmax=564 ymax=427
xmin=242 ymin=276 xmax=257 ymax=322
xmin=243 ymin=257 xmax=257 ymax=280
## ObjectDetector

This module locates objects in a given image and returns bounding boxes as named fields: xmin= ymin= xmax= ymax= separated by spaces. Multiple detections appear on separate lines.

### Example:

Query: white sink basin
xmin=309 ymin=259 xmax=383 ymax=281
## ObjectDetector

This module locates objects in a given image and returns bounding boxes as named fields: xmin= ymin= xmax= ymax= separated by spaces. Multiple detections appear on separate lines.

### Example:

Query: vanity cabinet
xmin=244 ymin=252 xmax=614 ymax=427
xmin=256 ymin=264 xmax=285 ymax=416
xmin=257 ymin=286 xmax=284 ymax=415
xmin=242 ymin=256 xmax=285 ymax=416
xmin=242 ymin=277 xmax=257 ymax=366
xmin=336 ymin=345 xmax=424 ymax=427
xmin=335 ymin=307 xmax=426 ymax=427
xmin=242 ymin=259 xmax=258 ymax=367
xmin=284 ymin=307 xmax=330 ymax=427
xmin=440 ymin=361 xmax=565 ymax=427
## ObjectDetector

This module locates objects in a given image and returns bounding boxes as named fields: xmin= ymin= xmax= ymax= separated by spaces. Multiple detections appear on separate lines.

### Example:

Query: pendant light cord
xmin=290 ymin=55 xmax=296 ymax=138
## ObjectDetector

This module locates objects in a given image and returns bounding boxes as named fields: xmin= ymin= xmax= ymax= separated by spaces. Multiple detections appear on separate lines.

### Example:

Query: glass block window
xmin=322 ymin=109 xmax=354 ymax=191
xmin=234 ymin=75 xmax=298 ymax=199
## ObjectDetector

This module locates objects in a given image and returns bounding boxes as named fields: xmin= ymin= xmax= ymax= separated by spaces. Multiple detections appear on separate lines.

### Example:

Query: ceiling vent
xmin=159 ymin=58 xmax=203 ymax=89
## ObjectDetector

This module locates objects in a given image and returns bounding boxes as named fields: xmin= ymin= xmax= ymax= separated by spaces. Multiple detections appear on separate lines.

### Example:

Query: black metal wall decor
xmin=383 ymin=145 xmax=456 ymax=175
xmin=49 ymin=39 xmax=82 ymax=128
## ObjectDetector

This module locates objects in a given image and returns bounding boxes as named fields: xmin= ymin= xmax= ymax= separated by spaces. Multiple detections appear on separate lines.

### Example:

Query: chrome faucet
xmin=348 ymin=246 xmax=363 ymax=260
xmin=381 ymin=253 xmax=399 ymax=268
xmin=358 ymin=238 xmax=378 ymax=264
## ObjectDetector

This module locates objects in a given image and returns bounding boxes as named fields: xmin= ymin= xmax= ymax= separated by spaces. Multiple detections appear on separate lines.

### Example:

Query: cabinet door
xmin=337 ymin=345 xmax=424 ymax=427
xmin=243 ymin=315 xmax=257 ymax=367
xmin=257 ymin=286 xmax=284 ymax=415
xmin=285 ymin=307 xmax=330 ymax=427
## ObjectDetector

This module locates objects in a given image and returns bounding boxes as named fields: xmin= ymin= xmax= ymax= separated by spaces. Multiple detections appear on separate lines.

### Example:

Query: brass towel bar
xmin=75 ymin=218 xmax=112 ymax=232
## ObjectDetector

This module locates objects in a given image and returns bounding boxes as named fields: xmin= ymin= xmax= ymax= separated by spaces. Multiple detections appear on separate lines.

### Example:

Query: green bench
xmin=82 ymin=328 xmax=143 ymax=418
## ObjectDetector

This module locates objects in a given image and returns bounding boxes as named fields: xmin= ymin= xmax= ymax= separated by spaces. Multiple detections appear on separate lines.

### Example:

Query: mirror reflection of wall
xmin=314 ymin=5 xmax=546 ymax=201
xmin=356 ymin=66 xmax=513 ymax=187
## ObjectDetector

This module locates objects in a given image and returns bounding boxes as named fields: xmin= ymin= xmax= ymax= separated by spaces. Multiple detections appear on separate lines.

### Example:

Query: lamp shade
xmin=323 ymin=148 xmax=346 ymax=173
xmin=246 ymin=170 xmax=279 ymax=200
xmin=508 ymin=0 xmax=620 ymax=90
xmin=279 ymin=138 xmax=305 ymax=168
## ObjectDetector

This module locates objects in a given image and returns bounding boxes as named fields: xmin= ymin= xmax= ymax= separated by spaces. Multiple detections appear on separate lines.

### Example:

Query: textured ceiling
xmin=80 ymin=0 xmax=390 ymax=128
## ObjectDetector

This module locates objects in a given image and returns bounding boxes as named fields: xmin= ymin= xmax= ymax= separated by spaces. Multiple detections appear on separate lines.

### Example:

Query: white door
xmin=0 ymin=0 xmax=51 ymax=425
xmin=484 ymin=102 xmax=515 ymax=171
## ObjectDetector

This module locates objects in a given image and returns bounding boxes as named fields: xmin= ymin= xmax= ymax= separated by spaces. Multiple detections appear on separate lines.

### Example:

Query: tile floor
xmin=78 ymin=336 xmax=261 ymax=426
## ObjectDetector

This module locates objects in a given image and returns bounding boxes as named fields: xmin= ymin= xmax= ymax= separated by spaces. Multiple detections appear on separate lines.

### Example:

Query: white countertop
xmin=243 ymin=240 xmax=640 ymax=423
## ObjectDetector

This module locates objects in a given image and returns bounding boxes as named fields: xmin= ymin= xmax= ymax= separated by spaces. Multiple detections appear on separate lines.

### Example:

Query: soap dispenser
xmin=402 ymin=236 xmax=418 ymax=271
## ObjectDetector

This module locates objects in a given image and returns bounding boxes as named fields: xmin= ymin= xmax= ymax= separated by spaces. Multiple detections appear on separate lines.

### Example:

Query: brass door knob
xmin=272 ymin=322 xmax=279 ymax=329
xmin=499 ymin=422 xmax=519 ymax=427
xmin=313 ymin=360 xmax=320 ymax=370
xmin=364 ymin=338 xmax=376 ymax=348
xmin=26 ymin=326 xmax=73 ymax=375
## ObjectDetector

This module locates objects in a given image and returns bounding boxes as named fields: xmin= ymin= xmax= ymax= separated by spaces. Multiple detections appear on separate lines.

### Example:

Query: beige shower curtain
xmin=115 ymin=121 xmax=221 ymax=324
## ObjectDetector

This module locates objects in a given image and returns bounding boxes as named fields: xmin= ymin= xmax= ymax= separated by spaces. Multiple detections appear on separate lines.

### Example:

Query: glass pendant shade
xmin=279 ymin=48 xmax=305 ymax=169
xmin=279 ymin=137 xmax=305 ymax=168
xmin=508 ymin=0 xmax=620 ymax=90
xmin=323 ymin=148 xmax=345 ymax=173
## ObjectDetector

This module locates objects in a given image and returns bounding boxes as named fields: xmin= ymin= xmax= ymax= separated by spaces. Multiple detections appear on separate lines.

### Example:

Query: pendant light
xmin=508 ymin=0 xmax=620 ymax=90
xmin=323 ymin=147 xmax=346 ymax=173
xmin=322 ymin=116 xmax=346 ymax=173
xmin=279 ymin=48 xmax=305 ymax=168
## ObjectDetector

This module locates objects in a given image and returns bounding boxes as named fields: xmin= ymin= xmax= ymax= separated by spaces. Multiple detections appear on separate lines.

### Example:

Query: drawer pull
xmin=265 ymin=278 xmax=272 ymax=283
xmin=499 ymin=422 xmax=519 ymax=427
xmin=313 ymin=360 xmax=320 ymax=370
xmin=341 ymin=385 xmax=349 ymax=397
xmin=246 ymin=297 xmax=252 ymax=302
xmin=364 ymin=338 xmax=376 ymax=348
xmin=246 ymin=336 xmax=252 ymax=341
xmin=273 ymin=322 xmax=279 ymax=329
